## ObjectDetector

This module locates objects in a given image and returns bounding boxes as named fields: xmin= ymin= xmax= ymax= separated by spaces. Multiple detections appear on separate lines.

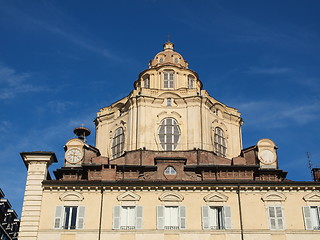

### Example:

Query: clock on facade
xmin=258 ymin=149 xmax=275 ymax=165
xmin=65 ymin=148 xmax=83 ymax=164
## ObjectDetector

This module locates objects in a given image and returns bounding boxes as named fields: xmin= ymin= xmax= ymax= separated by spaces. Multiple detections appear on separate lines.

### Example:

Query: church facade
xmin=19 ymin=42 xmax=320 ymax=240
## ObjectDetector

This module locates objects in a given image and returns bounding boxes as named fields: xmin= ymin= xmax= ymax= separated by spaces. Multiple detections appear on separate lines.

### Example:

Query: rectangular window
xmin=268 ymin=206 xmax=284 ymax=230
xmin=144 ymin=77 xmax=150 ymax=88
xmin=157 ymin=206 xmax=186 ymax=230
xmin=188 ymin=76 xmax=194 ymax=89
xmin=303 ymin=206 xmax=320 ymax=230
xmin=113 ymin=206 xmax=143 ymax=230
xmin=167 ymin=98 xmax=172 ymax=106
xmin=164 ymin=72 xmax=174 ymax=89
xmin=202 ymin=206 xmax=231 ymax=230
xmin=54 ymin=206 xmax=85 ymax=229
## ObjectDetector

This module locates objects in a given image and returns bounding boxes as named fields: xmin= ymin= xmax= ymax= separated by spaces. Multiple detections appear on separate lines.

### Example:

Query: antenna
xmin=307 ymin=152 xmax=313 ymax=181
xmin=167 ymin=33 xmax=171 ymax=42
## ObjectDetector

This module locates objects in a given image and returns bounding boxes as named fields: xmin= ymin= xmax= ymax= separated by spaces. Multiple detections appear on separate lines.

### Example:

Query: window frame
xmin=188 ymin=75 xmax=194 ymax=89
xmin=267 ymin=206 xmax=285 ymax=230
xmin=202 ymin=206 xmax=231 ymax=230
xmin=166 ymin=98 xmax=172 ymax=106
xmin=303 ymin=206 xmax=320 ymax=230
xmin=157 ymin=206 xmax=186 ymax=230
xmin=144 ymin=76 xmax=150 ymax=88
xmin=163 ymin=71 xmax=174 ymax=89
xmin=54 ymin=206 xmax=85 ymax=230
xmin=214 ymin=127 xmax=227 ymax=157
xmin=112 ymin=206 xmax=143 ymax=230
xmin=164 ymin=166 xmax=177 ymax=175
xmin=158 ymin=118 xmax=180 ymax=151
xmin=112 ymin=127 xmax=125 ymax=158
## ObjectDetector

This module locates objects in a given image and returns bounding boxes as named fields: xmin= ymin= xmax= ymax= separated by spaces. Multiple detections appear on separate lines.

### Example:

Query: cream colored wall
xmin=36 ymin=188 xmax=320 ymax=240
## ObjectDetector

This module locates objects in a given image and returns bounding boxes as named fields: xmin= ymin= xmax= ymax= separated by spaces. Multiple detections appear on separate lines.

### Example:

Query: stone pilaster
xmin=19 ymin=152 xmax=57 ymax=240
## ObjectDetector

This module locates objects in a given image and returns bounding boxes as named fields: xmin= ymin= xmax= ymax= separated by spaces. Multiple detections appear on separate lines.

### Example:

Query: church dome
xmin=149 ymin=42 xmax=189 ymax=69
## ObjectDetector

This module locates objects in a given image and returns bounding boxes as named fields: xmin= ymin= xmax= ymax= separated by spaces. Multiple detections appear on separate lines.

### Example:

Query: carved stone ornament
xmin=262 ymin=191 xmax=286 ymax=202
xmin=117 ymin=191 xmax=141 ymax=202
xmin=203 ymin=192 xmax=228 ymax=202
xmin=303 ymin=191 xmax=320 ymax=202
xmin=159 ymin=192 xmax=184 ymax=202
xmin=59 ymin=192 xmax=84 ymax=202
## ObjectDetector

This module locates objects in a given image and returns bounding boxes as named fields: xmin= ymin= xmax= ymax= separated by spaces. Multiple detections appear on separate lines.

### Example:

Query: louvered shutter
xmin=164 ymin=73 xmax=168 ymax=88
xmin=276 ymin=207 xmax=284 ymax=230
xmin=202 ymin=206 xmax=210 ymax=230
xmin=303 ymin=206 xmax=313 ymax=230
xmin=224 ymin=206 xmax=232 ymax=229
xmin=113 ymin=206 xmax=121 ymax=229
xmin=135 ymin=206 xmax=143 ymax=229
xmin=157 ymin=206 xmax=165 ymax=229
xmin=179 ymin=206 xmax=186 ymax=229
xmin=268 ymin=207 xmax=276 ymax=230
xmin=77 ymin=206 xmax=85 ymax=229
xmin=54 ymin=206 xmax=63 ymax=229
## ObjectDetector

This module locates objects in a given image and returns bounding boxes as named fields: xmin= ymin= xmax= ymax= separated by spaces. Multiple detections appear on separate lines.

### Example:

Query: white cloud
xmin=246 ymin=67 xmax=293 ymax=75
xmin=237 ymin=100 xmax=320 ymax=129
xmin=0 ymin=63 xmax=45 ymax=99
xmin=48 ymin=100 xmax=75 ymax=114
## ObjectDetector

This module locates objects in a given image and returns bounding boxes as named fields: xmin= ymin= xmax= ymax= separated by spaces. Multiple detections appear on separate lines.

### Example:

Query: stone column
xmin=19 ymin=152 xmax=57 ymax=240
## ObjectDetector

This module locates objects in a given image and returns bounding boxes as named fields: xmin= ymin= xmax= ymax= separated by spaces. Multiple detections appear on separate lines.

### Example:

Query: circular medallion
xmin=259 ymin=149 xmax=275 ymax=164
xmin=65 ymin=148 xmax=83 ymax=164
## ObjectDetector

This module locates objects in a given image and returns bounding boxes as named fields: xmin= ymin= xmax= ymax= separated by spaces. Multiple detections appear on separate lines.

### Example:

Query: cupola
xmin=149 ymin=42 xmax=189 ymax=69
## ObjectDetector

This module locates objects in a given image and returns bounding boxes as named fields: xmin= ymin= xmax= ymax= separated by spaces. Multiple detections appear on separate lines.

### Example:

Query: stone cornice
xmin=42 ymin=180 xmax=320 ymax=192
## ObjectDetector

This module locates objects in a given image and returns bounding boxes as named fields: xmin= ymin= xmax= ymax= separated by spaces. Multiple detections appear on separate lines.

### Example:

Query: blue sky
xmin=0 ymin=0 xmax=320 ymax=216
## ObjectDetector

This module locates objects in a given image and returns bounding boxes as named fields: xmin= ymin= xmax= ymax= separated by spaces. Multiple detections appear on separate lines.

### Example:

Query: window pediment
xmin=203 ymin=192 xmax=228 ymax=202
xmin=303 ymin=191 xmax=320 ymax=202
xmin=117 ymin=191 xmax=141 ymax=202
xmin=59 ymin=192 xmax=84 ymax=202
xmin=262 ymin=191 xmax=286 ymax=202
xmin=159 ymin=192 xmax=184 ymax=202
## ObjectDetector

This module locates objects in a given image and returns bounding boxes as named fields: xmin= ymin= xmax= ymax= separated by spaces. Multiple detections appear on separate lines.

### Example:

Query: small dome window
xmin=159 ymin=57 xmax=164 ymax=63
xmin=164 ymin=166 xmax=176 ymax=175
xmin=174 ymin=57 xmax=179 ymax=64
xmin=188 ymin=75 xmax=194 ymax=89
xmin=144 ymin=75 xmax=150 ymax=88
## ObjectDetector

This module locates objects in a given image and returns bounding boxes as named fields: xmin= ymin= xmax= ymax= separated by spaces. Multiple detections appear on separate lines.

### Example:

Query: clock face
xmin=259 ymin=149 xmax=275 ymax=164
xmin=65 ymin=148 xmax=83 ymax=164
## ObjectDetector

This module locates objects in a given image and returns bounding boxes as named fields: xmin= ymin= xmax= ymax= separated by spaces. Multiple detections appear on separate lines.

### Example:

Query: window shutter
xmin=268 ymin=206 xmax=276 ymax=230
xmin=113 ymin=206 xmax=121 ymax=229
xmin=276 ymin=207 xmax=284 ymax=230
xmin=135 ymin=206 xmax=143 ymax=229
xmin=157 ymin=206 xmax=165 ymax=229
xmin=223 ymin=206 xmax=232 ymax=229
xmin=202 ymin=206 xmax=210 ymax=230
xmin=54 ymin=206 xmax=63 ymax=229
xmin=303 ymin=206 xmax=313 ymax=230
xmin=179 ymin=206 xmax=186 ymax=229
xmin=77 ymin=206 xmax=85 ymax=229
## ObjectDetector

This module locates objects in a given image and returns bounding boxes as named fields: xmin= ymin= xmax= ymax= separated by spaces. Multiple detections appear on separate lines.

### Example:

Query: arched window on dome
xmin=144 ymin=75 xmax=150 ymax=88
xmin=158 ymin=118 xmax=180 ymax=151
xmin=164 ymin=71 xmax=174 ymax=89
xmin=214 ymin=127 xmax=227 ymax=157
xmin=112 ymin=127 xmax=124 ymax=158
xmin=188 ymin=75 xmax=194 ymax=89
